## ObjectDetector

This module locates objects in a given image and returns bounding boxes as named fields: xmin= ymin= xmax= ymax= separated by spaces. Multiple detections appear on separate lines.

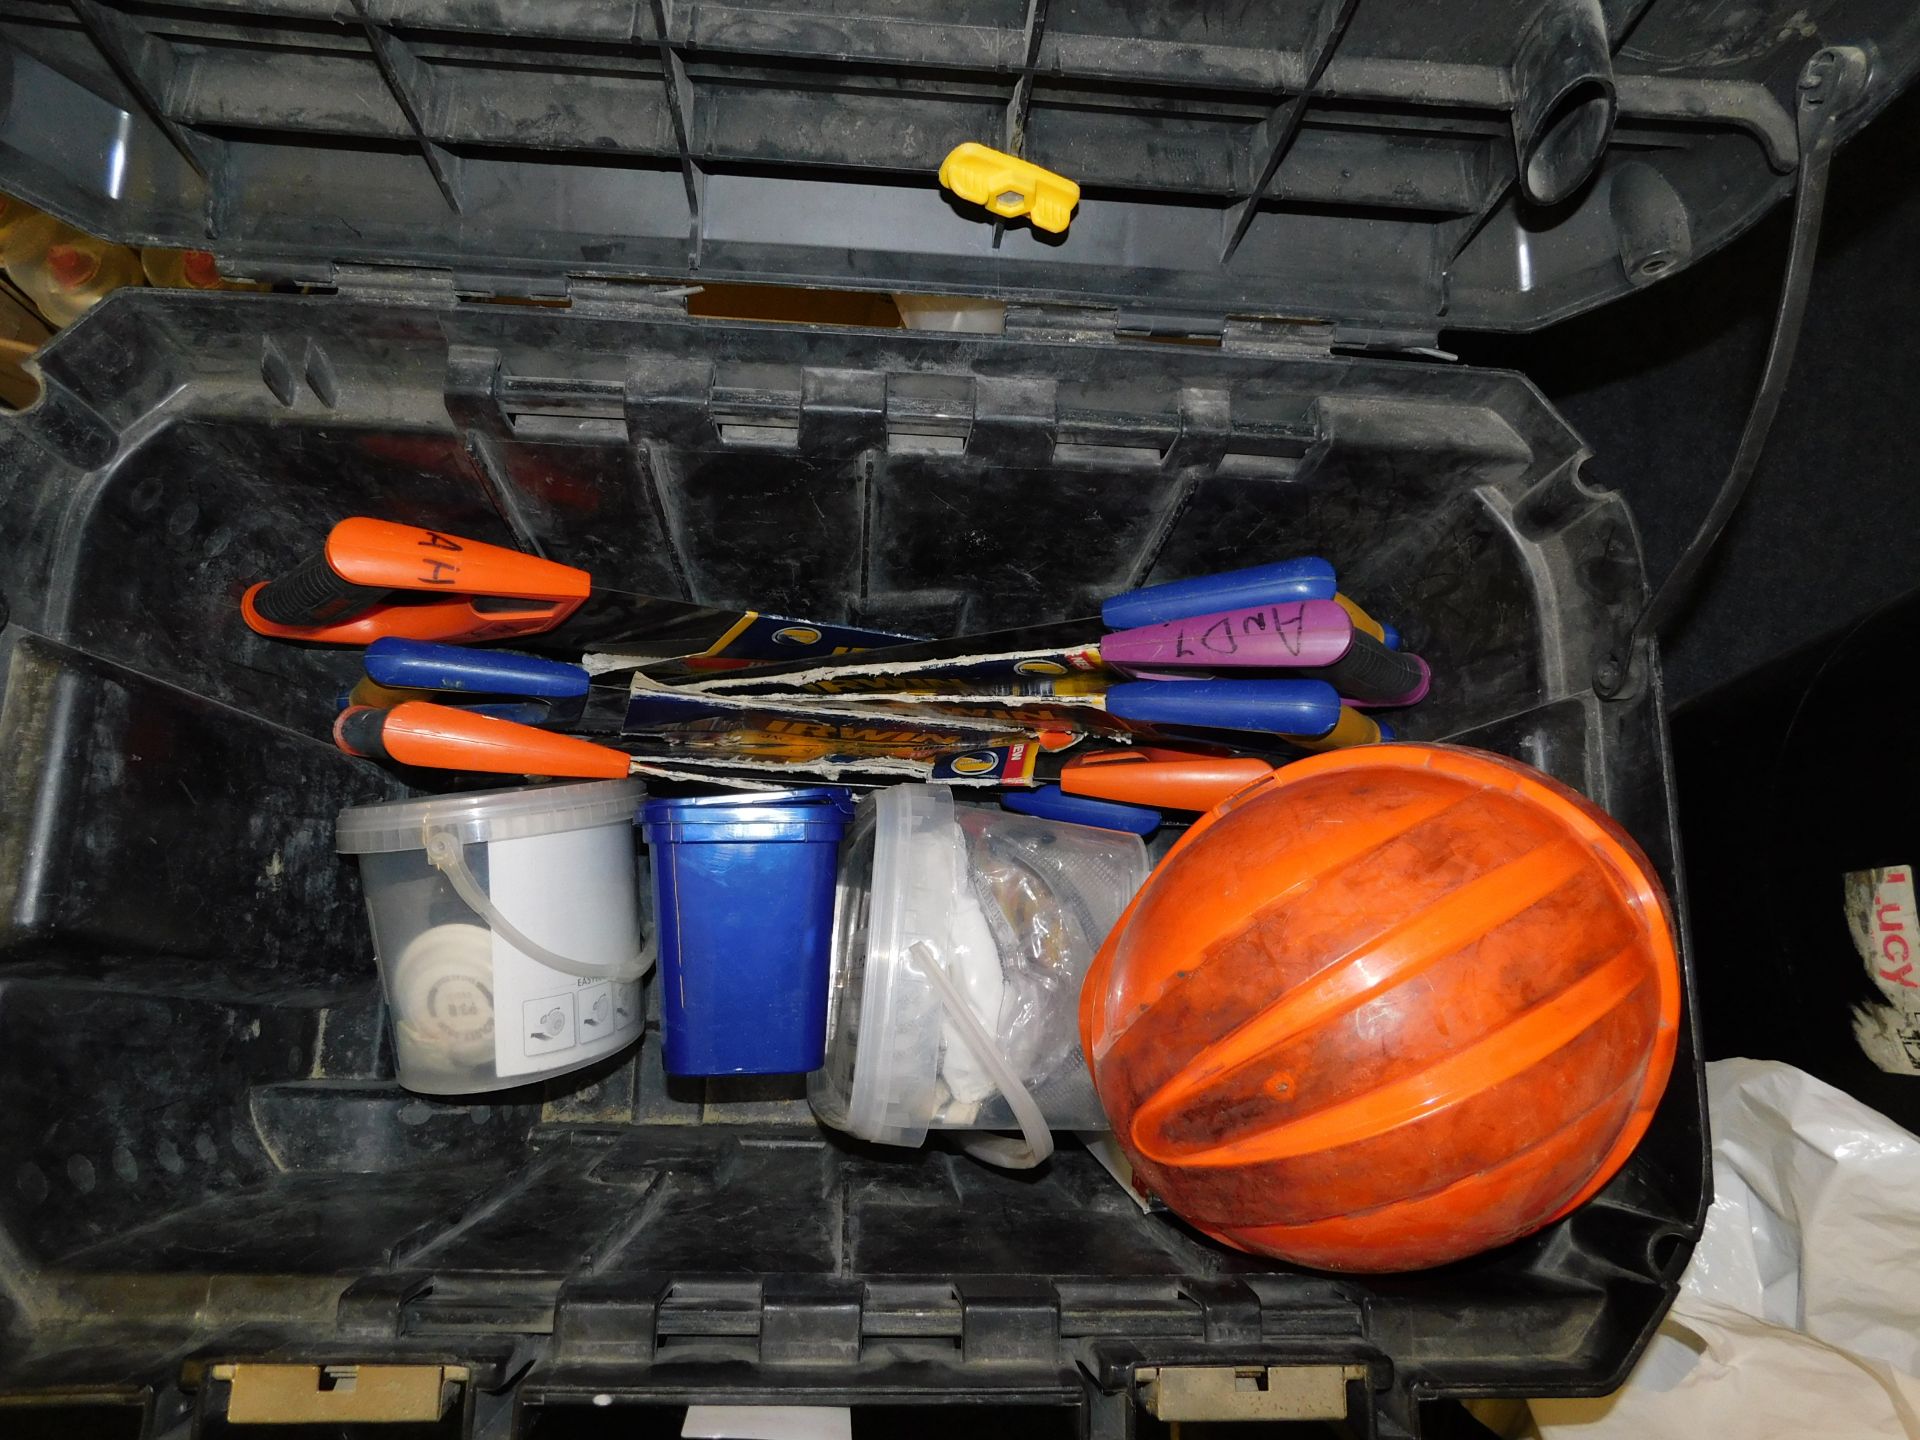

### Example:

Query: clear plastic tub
xmin=809 ymin=785 xmax=1148 ymax=1165
xmin=336 ymin=779 xmax=651 ymax=1095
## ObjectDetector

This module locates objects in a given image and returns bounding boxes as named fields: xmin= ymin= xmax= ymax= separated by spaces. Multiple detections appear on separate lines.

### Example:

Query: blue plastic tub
xmin=641 ymin=787 xmax=854 ymax=1076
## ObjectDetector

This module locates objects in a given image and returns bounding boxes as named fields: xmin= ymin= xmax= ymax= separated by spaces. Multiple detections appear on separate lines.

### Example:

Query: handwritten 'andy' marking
xmin=1169 ymin=602 xmax=1307 ymax=659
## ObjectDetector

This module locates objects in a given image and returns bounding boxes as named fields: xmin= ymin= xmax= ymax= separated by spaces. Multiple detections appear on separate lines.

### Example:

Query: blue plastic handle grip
xmin=1106 ymin=678 xmax=1343 ymax=738
xmin=1000 ymin=784 xmax=1161 ymax=835
xmin=364 ymin=637 xmax=590 ymax=700
xmin=1102 ymin=557 xmax=1337 ymax=629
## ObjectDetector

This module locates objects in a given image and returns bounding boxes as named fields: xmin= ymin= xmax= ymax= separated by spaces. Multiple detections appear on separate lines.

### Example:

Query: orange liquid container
xmin=141 ymin=247 xmax=266 ymax=292
xmin=9 ymin=230 xmax=144 ymax=327
xmin=1081 ymin=743 xmax=1681 ymax=1273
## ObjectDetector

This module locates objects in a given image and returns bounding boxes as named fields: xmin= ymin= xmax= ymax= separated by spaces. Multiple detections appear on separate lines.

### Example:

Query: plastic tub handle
xmin=423 ymin=824 xmax=654 ymax=982
xmin=907 ymin=940 xmax=1054 ymax=1170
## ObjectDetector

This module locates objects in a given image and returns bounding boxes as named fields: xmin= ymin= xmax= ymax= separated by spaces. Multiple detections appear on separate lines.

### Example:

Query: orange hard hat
xmin=1081 ymin=744 xmax=1680 ymax=1273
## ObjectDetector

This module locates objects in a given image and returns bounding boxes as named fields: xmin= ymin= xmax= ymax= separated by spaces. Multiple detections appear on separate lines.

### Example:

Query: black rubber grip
xmin=251 ymin=550 xmax=392 ymax=627
xmin=1308 ymin=631 xmax=1427 ymax=703
xmin=333 ymin=706 xmax=390 ymax=760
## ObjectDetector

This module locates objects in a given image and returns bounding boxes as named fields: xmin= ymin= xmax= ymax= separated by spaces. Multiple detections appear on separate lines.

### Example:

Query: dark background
xmin=1455 ymin=81 xmax=1920 ymax=705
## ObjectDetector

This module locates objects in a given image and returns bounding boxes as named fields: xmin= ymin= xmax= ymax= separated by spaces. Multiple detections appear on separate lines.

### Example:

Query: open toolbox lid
xmin=0 ymin=0 xmax=1915 ymax=336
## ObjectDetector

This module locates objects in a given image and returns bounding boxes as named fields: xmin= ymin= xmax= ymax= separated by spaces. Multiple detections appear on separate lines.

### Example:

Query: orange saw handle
xmin=242 ymin=517 xmax=590 ymax=645
xmin=1060 ymin=747 xmax=1275 ymax=812
xmin=334 ymin=701 xmax=631 ymax=779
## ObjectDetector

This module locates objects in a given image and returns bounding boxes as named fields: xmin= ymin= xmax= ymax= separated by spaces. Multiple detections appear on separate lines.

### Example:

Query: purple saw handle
xmin=1103 ymin=598 xmax=1355 ymax=670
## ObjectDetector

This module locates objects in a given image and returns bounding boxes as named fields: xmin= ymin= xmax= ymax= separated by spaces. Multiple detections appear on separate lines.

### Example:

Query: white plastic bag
xmin=1516 ymin=1059 xmax=1920 ymax=1439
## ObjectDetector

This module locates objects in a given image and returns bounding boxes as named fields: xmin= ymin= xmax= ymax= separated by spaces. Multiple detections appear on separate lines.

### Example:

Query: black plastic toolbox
xmin=0 ymin=3 xmax=1913 ymax=1436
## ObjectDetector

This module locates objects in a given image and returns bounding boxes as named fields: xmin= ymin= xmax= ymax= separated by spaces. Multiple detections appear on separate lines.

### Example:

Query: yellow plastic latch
xmin=938 ymin=143 xmax=1081 ymax=233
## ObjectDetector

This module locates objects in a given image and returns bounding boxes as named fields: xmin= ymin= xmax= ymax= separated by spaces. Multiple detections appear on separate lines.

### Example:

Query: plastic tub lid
xmin=337 ymin=778 xmax=646 ymax=855
xmin=643 ymin=786 xmax=852 ymax=816
xmin=654 ymin=786 xmax=850 ymax=808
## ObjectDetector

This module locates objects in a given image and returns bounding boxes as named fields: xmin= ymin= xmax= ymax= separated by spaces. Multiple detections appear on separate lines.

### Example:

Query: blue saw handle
xmin=1001 ymin=784 xmax=1161 ymax=835
xmin=364 ymin=637 xmax=589 ymax=700
xmin=1103 ymin=557 xmax=1337 ymax=629
xmin=1106 ymin=678 xmax=1343 ymax=737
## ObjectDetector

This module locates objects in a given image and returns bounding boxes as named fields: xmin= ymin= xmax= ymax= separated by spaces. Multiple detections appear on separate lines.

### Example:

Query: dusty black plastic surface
xmin=0 ymin=286 xmax=1706 ymax=1437
xmin=0 ymin=1 xmax=1916 ymax=335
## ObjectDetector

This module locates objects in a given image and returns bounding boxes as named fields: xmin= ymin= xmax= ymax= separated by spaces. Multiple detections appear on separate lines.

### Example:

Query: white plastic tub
xmin=336 ymin=780 xmax=651 ymax=1095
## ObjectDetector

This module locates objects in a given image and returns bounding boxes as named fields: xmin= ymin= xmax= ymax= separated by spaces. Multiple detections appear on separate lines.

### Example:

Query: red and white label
xmin=1845 ymin=865 xmax=1920 ymax=1075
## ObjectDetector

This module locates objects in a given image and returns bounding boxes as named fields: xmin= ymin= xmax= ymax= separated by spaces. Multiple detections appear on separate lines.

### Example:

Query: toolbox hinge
xmin=565 ymin=279 xmax=699 ymax=318
xmin=1135 ymin=1363 xmax=1370 ymax=1423
xmin=449 ymin=269 xmax=572 ymax=304
xmin=1219 ymin=315 xmax=1338 ymax=356
xmin=1219 ymin=315 xmax=1446 ymax=359
xmin=328 ymin=263 xmax=578 ymax=305
xmin=209 ymin=1363 xmax=466 ymax=1425
xmin=1001 ymin=300 xmax=1128 ymax=343
xmin=328 ymin=262 xmax=464 ymax=306
xmin=325 ymin=266 xmax=698 ymax=315
xmin=1004 ymin=300 xmax=1284 ymax=345
xmin=1005 ymin=302 xmax=1393 ymax=353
